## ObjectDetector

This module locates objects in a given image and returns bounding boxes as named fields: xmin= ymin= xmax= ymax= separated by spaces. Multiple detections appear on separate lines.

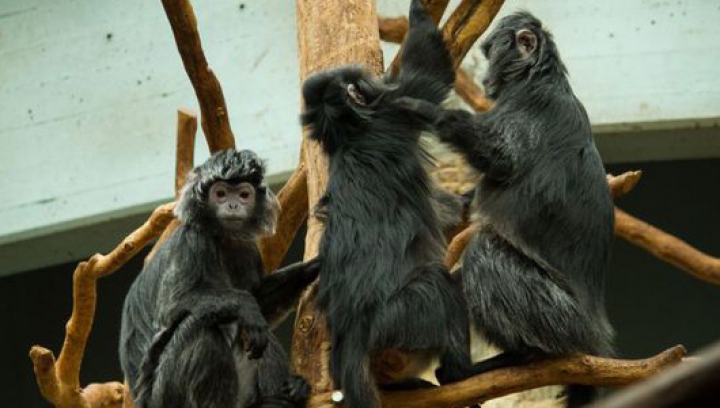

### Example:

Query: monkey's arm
xmin=396 ymin=97 xmax=517 ymax=183
xmin=394 ymin=0 xmax=454 ymax=104
xmin=254 ymin=257 xmax=320 ymax=327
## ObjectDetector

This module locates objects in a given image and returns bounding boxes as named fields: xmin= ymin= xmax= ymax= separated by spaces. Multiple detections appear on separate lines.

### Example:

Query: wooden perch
xmin=589 ymin=341 xmax=720 ymax=408
xmin=445 ymin=223 xmax=477 ymax=269
xmin=379 ymin=16 xmax=493 ymax=113
xmin=607 ymin=171 xmax=642 ymax=198
xmin=174 ymin=107 xmax=198 ymax=195
xmin=146 ymin=108 xmax=198 ymax=263
xmin=443 ymin=0 xmax=505 ymax=70
xmin=293 ymin=0 xmax=384 ymax=393
xmin=309 ymin=346 xmax=686 ymax=408
xmin=29 ymin=203 xmax=175 ymax=408
xmin=259 ymin=164 xmax=310 ymax=272
xmin=161 ymin=0 xmax=235 ymax=151
xmin=615 ymin=209 xmax=720 ymax=286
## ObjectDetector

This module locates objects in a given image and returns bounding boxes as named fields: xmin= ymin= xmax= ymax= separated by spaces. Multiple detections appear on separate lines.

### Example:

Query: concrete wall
xmin=1 ymin=0 xmax=719 ymax=275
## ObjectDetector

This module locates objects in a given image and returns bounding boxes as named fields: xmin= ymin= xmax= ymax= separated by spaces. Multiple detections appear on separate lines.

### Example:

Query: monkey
xmin=298 ymin=1 xmax=474 ymax=407
xmin=395 ymin=11 xmax=616 ymax=407
xmin=119 ymin=149 xmax=319 ymax=408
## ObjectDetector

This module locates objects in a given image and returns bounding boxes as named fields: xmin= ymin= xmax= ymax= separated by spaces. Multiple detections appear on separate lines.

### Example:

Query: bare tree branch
xmin=160 ymin=0 xmax=236 ymax=151
xmin=29 ymin=203 xmax=175 ymax=408
xmin=589 ymin=341 xmax=720 ymax=408
xmin=443 ymin=0 xmax=505 ymax=70
xmin=309 ymin=346 xmax=686 ymax=408
xmin=615 ymin=209 xmax=720 ymax=286
xmin=259 ymin=164 xmax=309 ymax=272
xmin=175 ymin=107 xmax=198 ymax=195
xmin=293 ymin=0 xmax=384 ymax=393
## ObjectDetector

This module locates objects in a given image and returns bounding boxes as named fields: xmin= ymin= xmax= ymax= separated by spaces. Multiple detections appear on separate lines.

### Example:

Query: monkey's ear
xmin=515 ymin=29 xmax=538 ymax=58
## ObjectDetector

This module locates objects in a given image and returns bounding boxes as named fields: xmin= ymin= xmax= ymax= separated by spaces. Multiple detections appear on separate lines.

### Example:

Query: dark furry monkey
xmin=120 ymin=149 xmax=318 ymax=408
xmin=299 ymin=1 xmax=473 ymax=407
xmin=398 ymin=11 xmax=616 ymax=407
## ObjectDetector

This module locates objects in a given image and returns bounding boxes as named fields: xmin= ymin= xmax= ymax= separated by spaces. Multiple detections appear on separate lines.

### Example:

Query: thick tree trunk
xmin=291 ymin=0 xmax=383 ymax=394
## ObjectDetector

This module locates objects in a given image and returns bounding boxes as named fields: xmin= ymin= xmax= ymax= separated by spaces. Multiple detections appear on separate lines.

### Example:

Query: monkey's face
xmin=480 ymin=12 xmax=544 ymax=99
xmin=175 ymin=149 xmax=280 ymax=238
xmin=208 ymin=181 xmax=257 ymax=230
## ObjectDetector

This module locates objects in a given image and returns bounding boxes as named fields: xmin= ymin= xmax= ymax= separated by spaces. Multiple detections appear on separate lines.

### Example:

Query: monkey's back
xmin=316 ymin=129 xmax=446 ymax=328
xmin=477 ymin=92 xmax=614 ymax=303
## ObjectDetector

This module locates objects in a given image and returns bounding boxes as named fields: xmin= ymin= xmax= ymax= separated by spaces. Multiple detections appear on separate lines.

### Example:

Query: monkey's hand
xmin=394 ymin=96 xmax=441 ymax=124
xmin=238 ymin=304 xmax=270 ymax=359
xmin=282 ymin=375 xmax=311 ymax=405
xmin=301 ymin=256 xmax=321 ymax=280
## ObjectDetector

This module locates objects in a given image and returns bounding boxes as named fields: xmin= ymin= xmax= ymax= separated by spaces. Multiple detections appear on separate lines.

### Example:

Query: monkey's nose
xmin=228 ymin=202 xmax=240 ymax=211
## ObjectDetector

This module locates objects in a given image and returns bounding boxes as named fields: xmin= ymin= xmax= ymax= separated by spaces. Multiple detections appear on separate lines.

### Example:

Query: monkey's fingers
xmin=283 ymin=375 xmax=312 ymax=404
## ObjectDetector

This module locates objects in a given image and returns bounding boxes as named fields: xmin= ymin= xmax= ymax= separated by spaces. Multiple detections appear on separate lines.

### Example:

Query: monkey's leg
xmin=253 ymin=334 xmax=311 ymax=408
xmin=370 ymin=264 xmax=474 ymax=385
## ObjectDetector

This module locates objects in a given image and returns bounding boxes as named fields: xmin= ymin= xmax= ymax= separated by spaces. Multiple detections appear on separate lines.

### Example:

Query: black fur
xmin=119 ymin=149 xmax=317 ymax=408
xmin=299 ymin=1 xmax=472 ymax=407
xmin=397 ymin=11 xmax=615 ymax=407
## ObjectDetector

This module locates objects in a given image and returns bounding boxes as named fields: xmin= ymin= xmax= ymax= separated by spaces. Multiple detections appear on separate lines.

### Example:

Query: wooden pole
xmin=292 ymin=0 xmax=384 ymax=393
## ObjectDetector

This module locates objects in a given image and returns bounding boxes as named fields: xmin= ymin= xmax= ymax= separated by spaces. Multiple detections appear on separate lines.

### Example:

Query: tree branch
xmin=160 ymin=0 xmax=236 ymax=151
xmin=293 ymin=0 xmax=384 ymax=393
xmin=308 ymin=346 xmax=686 ymax=408
xmin=589 ymin=341 xmax=720 ymax=408
xmin=29 ymin=203 xmax=175 ymax=408
xmin=259 ymin=164 xmax=309 ymax=272
xmin=615 ymin=208 xmax=720 ymax=286
xmin=174 ymin=107 xmax=198 ymax=196
xmin=442 ymin=0 xmax=505 ymax=70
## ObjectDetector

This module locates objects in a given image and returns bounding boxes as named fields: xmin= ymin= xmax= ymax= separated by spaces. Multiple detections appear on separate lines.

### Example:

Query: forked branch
xmin=160 ymin=0 xmax=236 ymax=151
xmin=259 ymin=164 xmax=310 ymax=272
xmin=29 ymin=203 xmax=175 ymax=408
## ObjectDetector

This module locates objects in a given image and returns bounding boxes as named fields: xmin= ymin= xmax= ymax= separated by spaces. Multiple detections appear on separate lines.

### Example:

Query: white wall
xmin=1 ymin=0 xmax=719 ymax=274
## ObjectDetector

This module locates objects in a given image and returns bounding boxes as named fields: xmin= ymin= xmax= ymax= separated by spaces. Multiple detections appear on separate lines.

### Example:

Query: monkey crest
xmin=174 ymin=149 xmax=280 ymax=238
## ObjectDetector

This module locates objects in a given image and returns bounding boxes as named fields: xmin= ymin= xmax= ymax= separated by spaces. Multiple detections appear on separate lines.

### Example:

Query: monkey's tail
xmin=335 ymin=330 xmax=381 ymax=408
xmin=566 ymin=384 xmax=598 ymax=408
xmin=134 ymin=305 xmax=242 ymax=408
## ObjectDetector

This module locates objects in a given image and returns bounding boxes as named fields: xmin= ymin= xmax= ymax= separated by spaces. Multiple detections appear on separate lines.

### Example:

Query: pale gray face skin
xmin=208 ymin=181 xmax=256 ymax=231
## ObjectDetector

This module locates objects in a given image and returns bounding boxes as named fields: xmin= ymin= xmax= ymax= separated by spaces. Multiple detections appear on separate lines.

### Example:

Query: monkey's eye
xmin=236 ymin=183 xmax=255 ymax=202
xmin=346 ymin=83 xmax=366 ymax=106
xmin=215 ymin=189 xmax=227 ymax=199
